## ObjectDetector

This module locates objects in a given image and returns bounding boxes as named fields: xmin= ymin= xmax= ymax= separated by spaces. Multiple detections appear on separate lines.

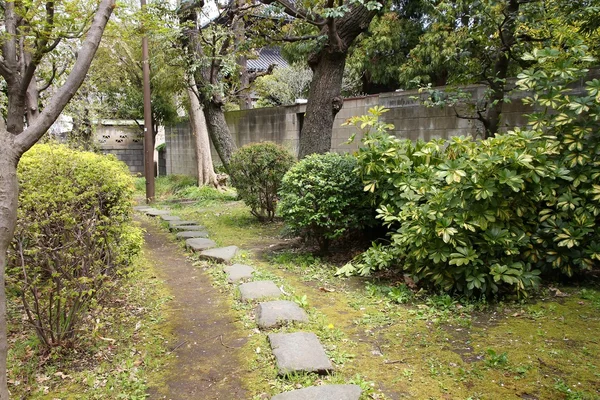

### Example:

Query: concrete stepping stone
xmin=144 ymin=208 xmax=170 ymax=216
xmin=223 ymin=264 xmax=255 ymax=283
xmin=133 ymin=205 xmax=153 ymax=211
xmin=199 ymin=246 xmax=238 ymax=264
xmin=185 ymin=238 xmax=217 ymax=251
xmin=169 ymin=220 xmax=198 ymax=228
xmin=268 ymin=332 xmax=333 ymax=376
xmin=176 ymin=231 xmax=209 ymax=239
xmin=271 ymin=385 xmax=362 ymax=400
xmin=256 ymin=300 xmax=308 ymax=329
xmin=239 ymin=281 xmax=282 ymax=302
xmin=160 ymin=215 xmax=181 ymax=222
xmin=170 ymin=224 xmax=206 ymax=232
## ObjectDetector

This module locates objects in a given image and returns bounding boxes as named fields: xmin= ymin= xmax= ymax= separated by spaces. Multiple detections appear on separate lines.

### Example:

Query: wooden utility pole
xmin=141 ymin=0 xmax=155 ymax=203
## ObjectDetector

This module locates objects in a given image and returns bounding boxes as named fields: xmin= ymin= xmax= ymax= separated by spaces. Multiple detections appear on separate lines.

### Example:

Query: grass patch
xmin=7 ymin=249 xmax=173 ymax=399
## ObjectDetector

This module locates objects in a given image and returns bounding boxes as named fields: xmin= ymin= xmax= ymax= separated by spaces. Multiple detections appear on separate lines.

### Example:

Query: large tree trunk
xmin=300 ymin=51 xmax=346 ymax=157
xmin=202 ymin=98 xmax=237 ymax=173
xmin=187 ymin=85 xmax=218 ymax=186
xmin=0 ymin=132 xmax=20 ymax=400
xmin=298 ymin=4 xmax=378 ymax=158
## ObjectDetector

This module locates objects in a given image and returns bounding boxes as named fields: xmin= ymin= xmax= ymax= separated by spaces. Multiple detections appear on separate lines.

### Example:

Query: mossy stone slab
xmin=268 ymin=332 xmax=333 ymax=376
xmin=256 ymin=300 xmax=308 ymax=329
xmin=238 ymin=281 xmax=282 ymax=302
xmin=199 ymin=246 xmax=239 ymax=264
xmin=271 ymin=385 xmax=362 ymax=400
xmin=185 ymin=238 xmax=217 ymax=251
xmin=223 ymin=264 xmax=255 ymax=283
xmin=176 ymin=231 xmax=209 ymax=239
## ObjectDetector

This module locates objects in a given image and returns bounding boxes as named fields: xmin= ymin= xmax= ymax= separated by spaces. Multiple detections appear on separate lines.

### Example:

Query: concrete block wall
xmin=96 ymin=123 xmax=144 ymax=175
xmin=165 ymin=122 xmax=198 ymax=177
xmin=164 ymin=72 xmax=598 ymax=176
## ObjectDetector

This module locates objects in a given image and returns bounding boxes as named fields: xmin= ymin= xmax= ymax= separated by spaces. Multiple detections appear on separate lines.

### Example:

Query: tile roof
xmin=248 ymin=48 xmax=289 ymax=72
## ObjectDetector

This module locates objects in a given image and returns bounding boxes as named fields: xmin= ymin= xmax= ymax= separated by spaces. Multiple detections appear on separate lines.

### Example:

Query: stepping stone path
xmin=199 ymin=245 xmax=238 ymax=264
xmin=135 ymin=205 xmax=365 ymax=398
xmin=268 ymin=332 xmax=333 ymax=375
xmin=145 ymin=208 xmax=170 ymax=216
xmin=256 ymin=300 xmax=308 ymax=329
xmin=176 ymin=231 xmax=210 ymax=239
xmin=168 ymin=220 xmax=198 ymax=228
xmin=239 ymin=281 xmax=282 ymax=302
xmin=271 ymin=385 xmax=362 ymax=400
xmin=185 ymin=238 xmax=217 ymax=251
xmin=160 ymin=215 xmax=181 ymax=222
xmin=170 ymin=224 xmax=206 ymax=232
xmin=223 ymin=263 xmax=255 ymax=283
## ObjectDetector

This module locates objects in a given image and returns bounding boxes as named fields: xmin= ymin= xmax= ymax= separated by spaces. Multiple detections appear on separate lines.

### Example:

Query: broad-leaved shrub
xmin=7 ymin=144 xmax=142 ymax=348
xmin=341 ymin=47 xmax=600 ymax=298
xmin=229 ymin=142 xmax=295 ymax=221
xmin=278 ymin=153 xmax=374 ymax=253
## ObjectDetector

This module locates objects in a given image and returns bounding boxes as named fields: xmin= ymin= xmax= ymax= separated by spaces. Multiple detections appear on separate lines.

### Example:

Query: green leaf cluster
xmin=229 ymin=142 xmax=295 ymax=221
xmin=341 ymin=45 xmax=600 ymax=297
xmin=278 ymin=152 xmax=374 ymax=253
xmin=7 ymin=144 xmax=142 ymax=348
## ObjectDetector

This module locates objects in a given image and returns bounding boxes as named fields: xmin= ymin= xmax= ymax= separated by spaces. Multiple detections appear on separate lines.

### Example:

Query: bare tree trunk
xmin=300 ymin=51 xmax=346 ymax=158
xmin=0 ymin=133 xmax=19 ymax=400
xmin=482 ymin=0 xmax=519 ymax=138
xmin=0 ymin=1 xmax=115 ymax=397
xmin=25 ymin=77 xmax=40 ymax=126
xmin=187 ymin=85 xmax=218 ymax=186
xmin=202 ymin=98 xmax=237 ymax=173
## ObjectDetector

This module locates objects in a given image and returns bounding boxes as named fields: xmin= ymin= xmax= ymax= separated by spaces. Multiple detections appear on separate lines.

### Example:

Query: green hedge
xmin=278 ymin=153 xmax=374 ymax=253
xmin=7 ymin=144 xmax=142 ymax=348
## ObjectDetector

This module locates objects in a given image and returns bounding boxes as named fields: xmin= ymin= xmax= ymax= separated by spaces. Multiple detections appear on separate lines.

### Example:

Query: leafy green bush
xmin=340 ymin=45 xmax=600 ymax=298
xmin=278 ymin=153 xmax=374 ymax=253
xmin=515 ymin=45 xmax=600 ymax=278
xmin=229 ymin=142 xmax=295 ymax=221
xmin=7 ymin=144 xmax=142 ymax=348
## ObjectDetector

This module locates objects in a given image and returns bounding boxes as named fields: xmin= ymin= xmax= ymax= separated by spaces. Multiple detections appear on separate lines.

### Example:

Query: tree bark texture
xmin=202 ymin=98 xmax=238 ymax=174
xmin=187 ymin=85 xmax=218 ymax=186
xmin=298 ymin=4 xmax=378 ymax=158
xmin=0 ymin=133 xmax=19 ymax=400
xmin=300 ymin=51 xmax=346 ymax=158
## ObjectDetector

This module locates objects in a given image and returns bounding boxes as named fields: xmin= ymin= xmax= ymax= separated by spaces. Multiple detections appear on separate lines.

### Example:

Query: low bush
xmin=229 ymin=142 xmax=295 ymax=221
xmin=278 ymin=153 xmax=374 ymax=253
xmin=7 ymin=144 xmax=142 ymax=348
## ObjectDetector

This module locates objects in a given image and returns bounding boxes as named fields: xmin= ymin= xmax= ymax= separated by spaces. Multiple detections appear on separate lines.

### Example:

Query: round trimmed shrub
xmin=7 ymin=143 xmax=142 ymax=348
xmin=278 ymin=152 xmax=373 ymax=253
xmin=229 ymin=142 xmax=295 ymax=221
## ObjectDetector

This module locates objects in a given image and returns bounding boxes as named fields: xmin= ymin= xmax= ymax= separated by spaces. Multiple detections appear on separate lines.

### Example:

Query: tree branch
xmin=260 ymin=0 xmax=326 ymax=26
xmin=15 ymin=0 xmax=116 ymax=155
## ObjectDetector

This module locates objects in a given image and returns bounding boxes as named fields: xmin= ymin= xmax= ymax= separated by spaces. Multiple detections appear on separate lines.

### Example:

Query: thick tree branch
xmin=15 ymin=0 xmax=116 ymax=155
xmin=260 ymin=0 xmax=326 ymax=26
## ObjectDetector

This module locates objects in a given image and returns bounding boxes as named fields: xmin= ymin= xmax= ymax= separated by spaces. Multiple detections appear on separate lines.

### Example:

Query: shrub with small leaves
xmin=229 ymin=142 xmax=295 ymax=221
xmin=278 ymin=152 xmax=374 ymax=253
xmin=7 ymin=144 xmax=142 ymax=349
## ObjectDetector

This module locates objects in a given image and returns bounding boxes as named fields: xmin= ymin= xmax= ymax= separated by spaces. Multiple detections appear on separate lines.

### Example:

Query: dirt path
xmin=140 ymin=218 xmax=249 ymax=400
